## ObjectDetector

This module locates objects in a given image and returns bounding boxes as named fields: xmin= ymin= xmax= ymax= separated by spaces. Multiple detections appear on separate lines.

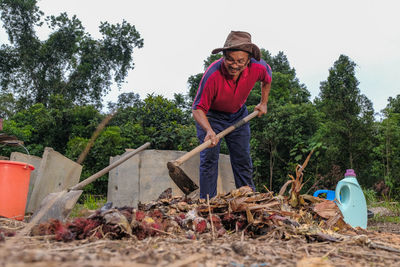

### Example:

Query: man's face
xmin=223 ymin=50 xmax=250 ymax=77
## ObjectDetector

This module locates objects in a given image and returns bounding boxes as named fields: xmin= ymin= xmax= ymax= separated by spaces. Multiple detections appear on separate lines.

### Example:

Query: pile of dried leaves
xmin=30 ymin=150 xmax=358 ymax=243
xmin=29 ymin=184 xmax=355 ymax=243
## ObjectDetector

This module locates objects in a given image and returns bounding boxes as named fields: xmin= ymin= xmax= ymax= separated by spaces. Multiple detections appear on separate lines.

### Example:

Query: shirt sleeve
xmin=260 ymin=59 xmax=272 ymax=84
xmin=192 ymin=75 xmax=215 ymax=114
xmin=265 ymin=63 xmax=272 ymax=83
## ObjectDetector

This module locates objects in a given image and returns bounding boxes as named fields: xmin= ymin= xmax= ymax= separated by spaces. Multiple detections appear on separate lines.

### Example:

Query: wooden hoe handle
xmin=173 ymin=110 xmax=259 ymax=166
xmin=70 ymin=142 xmax=151 ymax=191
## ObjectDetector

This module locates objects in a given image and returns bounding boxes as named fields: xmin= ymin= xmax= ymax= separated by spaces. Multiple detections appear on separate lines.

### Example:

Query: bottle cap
xmin=345 ymin=169 xmax=357 ymax=177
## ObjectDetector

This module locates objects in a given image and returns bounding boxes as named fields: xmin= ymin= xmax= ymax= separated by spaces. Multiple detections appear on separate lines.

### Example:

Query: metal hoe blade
xmin=167 ymin=161 xmax=199 ymax=195
xmin=30 ymin=190 xmax=83 ymax=223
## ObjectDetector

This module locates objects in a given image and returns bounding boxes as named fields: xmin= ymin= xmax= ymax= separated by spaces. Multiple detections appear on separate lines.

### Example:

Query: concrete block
xmin=10 ymin=152 xmax=42 ymax=211
xmin=108 ymin=151 xmax=140 ymax=208
xmin=108 ymin=149 xmax=235 ymax=208
xmin=27 ymin=147 xmax=82 ymax=213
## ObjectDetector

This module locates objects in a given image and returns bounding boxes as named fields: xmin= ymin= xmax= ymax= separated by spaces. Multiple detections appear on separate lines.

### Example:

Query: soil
xmin=1 ymin=218 xmax=400 ymax=267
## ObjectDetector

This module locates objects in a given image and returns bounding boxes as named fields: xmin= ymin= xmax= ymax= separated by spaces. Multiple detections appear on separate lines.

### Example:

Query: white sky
xmin=1 ymin=0 xmax=400 ymax=113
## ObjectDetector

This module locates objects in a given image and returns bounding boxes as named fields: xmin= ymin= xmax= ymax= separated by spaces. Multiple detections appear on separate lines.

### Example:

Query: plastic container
xmin=313 ymin=189 xmax=335 ymax=201
xmin=0 ymin=160 xmax=34 ymax=220
xmin=335 ymin=169 xmax=367 ymax=229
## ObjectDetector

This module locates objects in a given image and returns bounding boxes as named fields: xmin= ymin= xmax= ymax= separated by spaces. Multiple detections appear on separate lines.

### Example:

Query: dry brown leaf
xmin=313 ymin=200 xmax=340 ymax=219
xmin=246 ymin=209 xmax=254 ymax=224
xmin=229 ymin=197 xmax=248 ymax=212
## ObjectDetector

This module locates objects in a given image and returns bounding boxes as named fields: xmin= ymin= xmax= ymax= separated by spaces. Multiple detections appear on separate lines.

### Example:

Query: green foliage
xmin=0 ymin=96 xmax=103 ymax=158
xmin=64 ymin=93 xmax=198 ymax=195
xmin=315 ymin=55 xmax=376 ymax=188
xmin=0 ymin=0 xmax=143 ymax=111
xmin=186 ymin=54 xmax=223 ymax=103
xmin=386 ymin=95 xmax=400 ymax=113
xmin=70 ymin=194 xmax=106 ymax=218
xmin=110 ymin=93 xmax=194 ymax=151
xmin=250 ymin=102 xmax=321 ymax=192
xmin=187 ymin=73 xmax=203 ymax=102
xmin=371 ymin=95 xmax=400 ymax=198
xmin=203 ymin=54 xmax=222 ymax=69
xmin=82 ymin=126 xmax=127 ymax=194
xmin=246 ymin=50 xmax=310 ymax=107
xmin=371 ymin=215 xmax=400 ymax=223
xmin=369 ymin=199 xmax=400 ymax=223
xmin=81 ymin=194 xmax=106 ymax=210
xmin=376 ymin=199 xmax=400 ymax=215
xmin=363 ymin=188 xmax=378 ymax=205
xmin=0 ymin=93 xmax=16 ymax=118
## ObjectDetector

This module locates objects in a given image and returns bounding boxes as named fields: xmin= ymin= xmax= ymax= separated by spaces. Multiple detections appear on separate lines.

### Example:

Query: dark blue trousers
xmin=196 ymin=105 xmax=255 ymax=199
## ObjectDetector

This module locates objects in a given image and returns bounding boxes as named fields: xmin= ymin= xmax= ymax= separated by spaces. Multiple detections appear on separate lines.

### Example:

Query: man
xmin=192 ymin=31 xmax=272 ymax=199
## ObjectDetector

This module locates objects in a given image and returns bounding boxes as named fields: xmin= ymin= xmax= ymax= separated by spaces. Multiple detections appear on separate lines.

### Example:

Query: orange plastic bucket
xmin=0 ymin=160 xmax=34 ymax=221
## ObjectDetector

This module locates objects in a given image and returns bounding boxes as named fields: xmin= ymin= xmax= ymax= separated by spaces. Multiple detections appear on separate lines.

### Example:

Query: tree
xmin=386 ymin=95 xmax=400 ymax=114
xmin=0 ymin=92 xmax=15 ymax=118
xmin=250 ymin=102 xmax=321 ymax=191
xmin=0 ymin=96 xmax=103 ymax=157
xmin=246 ymin=50 xmax=310 ymax=107
xmin=0 ymin=0 xmax=143 ymax=110
xmin=187 ymin=54 xmax=223 ymax=102
xmin=107 ymin=92 xmax=142 ymax=111
xmin=109 ymin=93 xmax=196 ymax=150
xmin=315 ymin=55 xmax=375 ymax=186
xmin=372 ymin=95 xmax=400 ymax=198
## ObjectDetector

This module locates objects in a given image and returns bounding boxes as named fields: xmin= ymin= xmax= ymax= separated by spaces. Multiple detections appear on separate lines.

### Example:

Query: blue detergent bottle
xmin=335 ymin=169 xmax=367 ymax=229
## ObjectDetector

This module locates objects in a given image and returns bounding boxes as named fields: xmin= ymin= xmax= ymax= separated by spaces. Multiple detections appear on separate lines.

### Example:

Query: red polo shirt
xmin=192 ymin=58 xmax=272 ymax=114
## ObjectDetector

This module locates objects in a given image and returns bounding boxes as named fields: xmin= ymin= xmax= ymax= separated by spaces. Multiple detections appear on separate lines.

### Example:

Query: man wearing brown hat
xmin=192 ymin=31 xmax=272 ymax=199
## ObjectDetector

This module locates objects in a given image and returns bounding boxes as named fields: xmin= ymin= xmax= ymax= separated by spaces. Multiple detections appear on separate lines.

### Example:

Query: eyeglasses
xmin=224 ymin=56 xmax=249 ymax=66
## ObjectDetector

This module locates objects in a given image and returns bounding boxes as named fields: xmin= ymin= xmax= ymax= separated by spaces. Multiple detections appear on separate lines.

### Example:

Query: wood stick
xmin=207 ymin=194 xmax=215 ymax=240
xmin=149 ymin=226 xmax=177 ymax=238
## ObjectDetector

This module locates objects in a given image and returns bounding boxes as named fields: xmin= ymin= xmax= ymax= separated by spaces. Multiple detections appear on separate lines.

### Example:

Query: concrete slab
xmin=107 ymin=151 xmax=140 ymax=208
xmin=10 ymin=152 xmax=42 ymax=211
xmin=27 ymin=147 xmax=82 ymax=213
xmin=108 ymin=149 xmax=235 ymax=208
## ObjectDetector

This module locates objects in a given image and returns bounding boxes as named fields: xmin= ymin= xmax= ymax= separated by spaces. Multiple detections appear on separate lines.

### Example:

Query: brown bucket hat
xmin=212 ymin=31 xmax=261 ymax=61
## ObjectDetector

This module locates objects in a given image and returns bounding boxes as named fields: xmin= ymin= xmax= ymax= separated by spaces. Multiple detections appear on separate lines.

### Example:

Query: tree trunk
xmin=386 ymin=134 xmax=390 ymax=176
xmin=349 ymin=151 xmax=353 ymax=169
xmin=269 ymin=142 xmax=276 ymax=190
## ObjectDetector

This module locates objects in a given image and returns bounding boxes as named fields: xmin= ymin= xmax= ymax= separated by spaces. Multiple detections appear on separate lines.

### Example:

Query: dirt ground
xmin=1 ymin=218 xmax=400 ymax=267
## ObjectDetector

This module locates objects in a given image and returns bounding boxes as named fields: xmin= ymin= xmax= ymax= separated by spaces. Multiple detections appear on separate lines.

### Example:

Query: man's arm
xmin=255 ymin=81 xmax=271 ymax=117
xmin=192 ymin=109 xmax=219 ymax=147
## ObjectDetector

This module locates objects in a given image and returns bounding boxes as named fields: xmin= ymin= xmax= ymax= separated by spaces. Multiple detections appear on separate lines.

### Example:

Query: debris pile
xmin=29 ymin=185 xmax=354 ymax=242
xmin=27 ymin=151 xmax=361 ymax=243
xmin=0 ymin=228 xmax=15 ymax=242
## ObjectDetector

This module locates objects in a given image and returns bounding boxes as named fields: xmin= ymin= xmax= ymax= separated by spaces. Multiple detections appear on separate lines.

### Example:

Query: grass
xmin=365 ymin=189 xmax=400 ymax=223
xmin=363 ymin=188 xmax=378 ymax=205
xmin=69 ymin=194 xmax=107 ymax=218
xmin=371 ymin=215 xmax=400 ymax=223
xmin=360 ymin=188 xmax=400 ymax=224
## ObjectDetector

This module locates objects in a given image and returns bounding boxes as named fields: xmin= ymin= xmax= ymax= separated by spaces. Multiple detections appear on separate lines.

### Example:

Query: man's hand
xmin=192 ymin=109 xmax=220 ymax=148
xmin=255 ymin=102 xmax=268 ymax=117
xmin=256 ymin=81 xmax=271 ymax=117
xmin=204 ymin=129 xmax=219 ymax=148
